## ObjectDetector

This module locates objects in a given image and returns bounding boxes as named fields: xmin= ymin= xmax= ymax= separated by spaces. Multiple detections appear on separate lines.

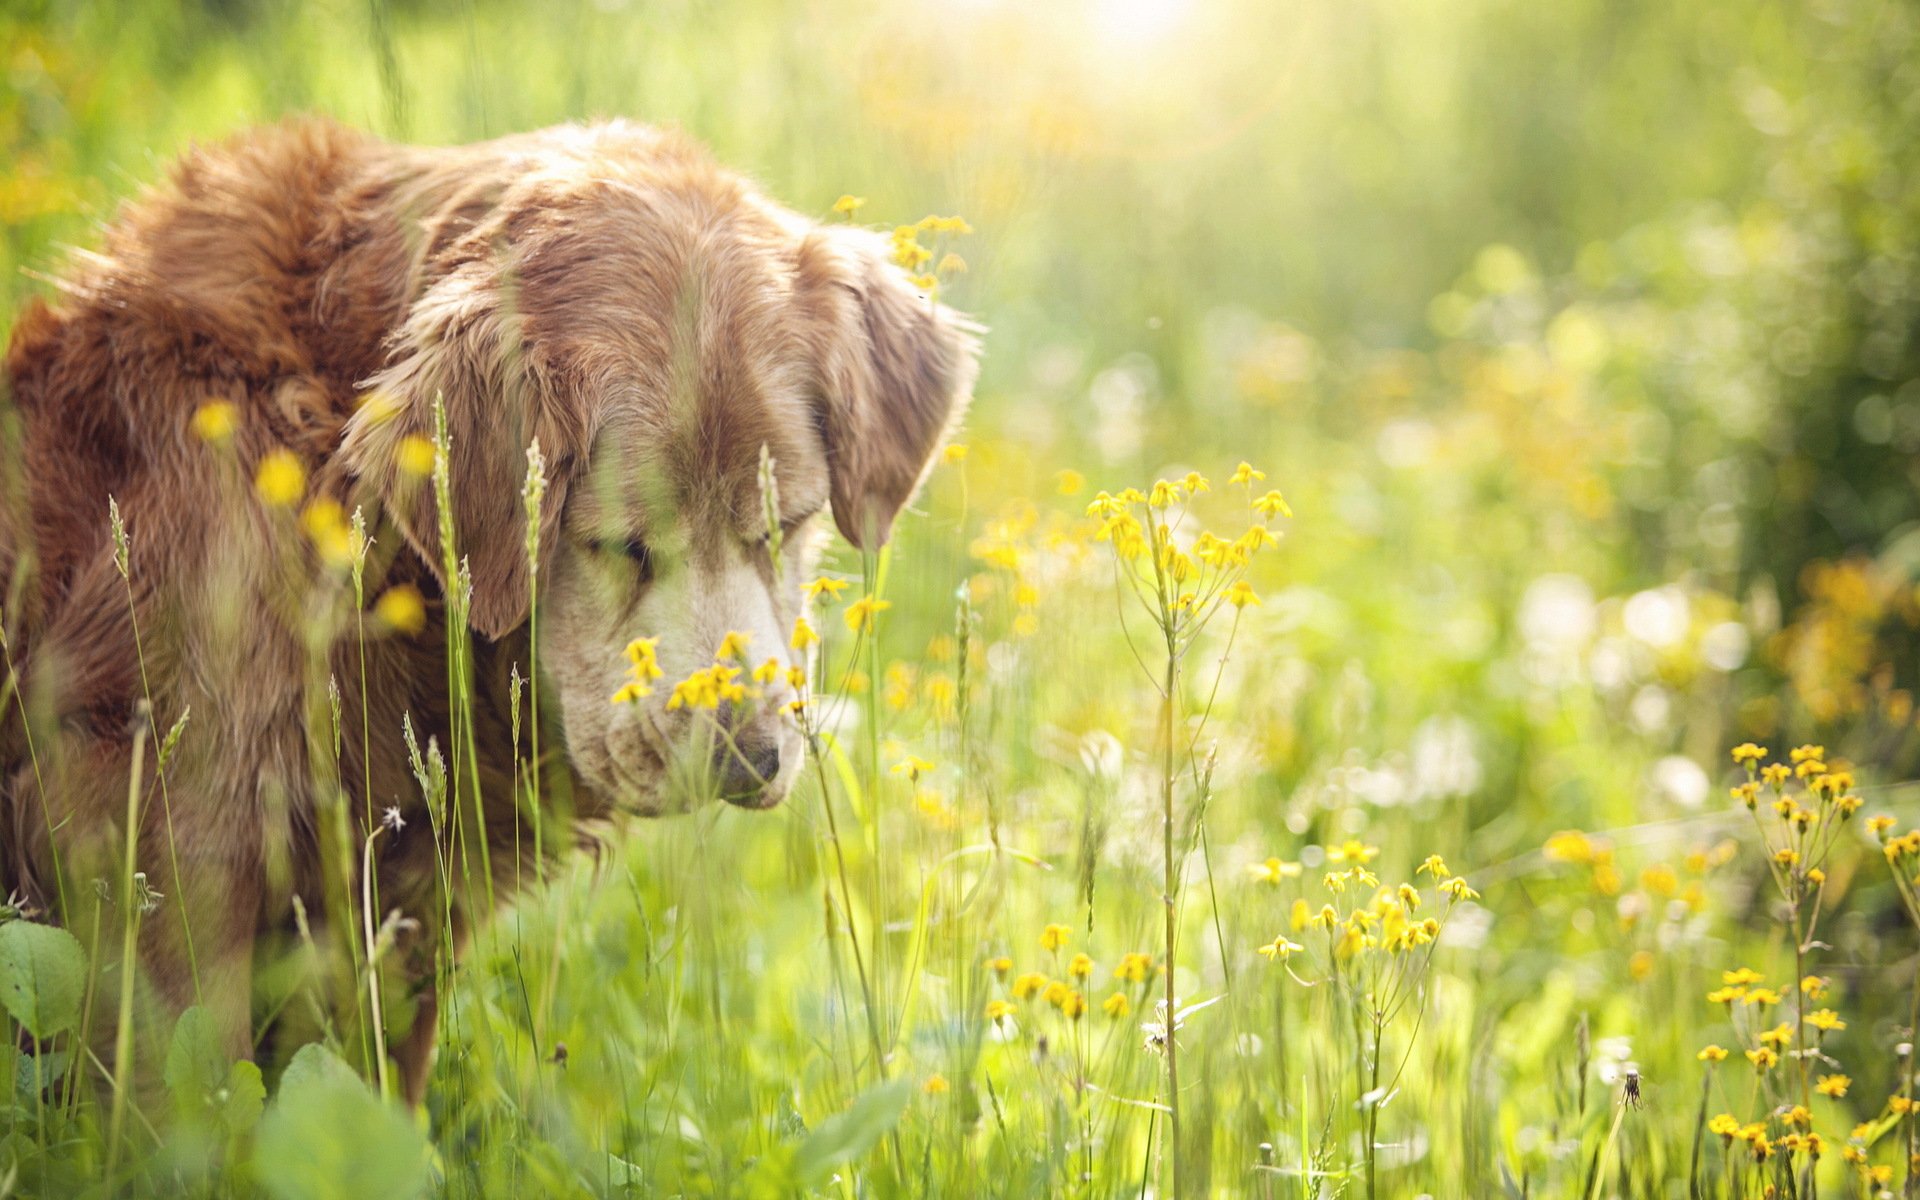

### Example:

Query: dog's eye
xmin=600 ymin=538 xmax=652 ymax=579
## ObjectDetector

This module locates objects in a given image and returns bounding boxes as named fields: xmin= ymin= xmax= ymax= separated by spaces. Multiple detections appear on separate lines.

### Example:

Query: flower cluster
xmin=981 ymin=927 xmax=1159 ymax=1033
xmin=1086 ymin=464 xmax=1286 ymax=647
xmin=1727 ymin=744 xmax=1862 ymax=900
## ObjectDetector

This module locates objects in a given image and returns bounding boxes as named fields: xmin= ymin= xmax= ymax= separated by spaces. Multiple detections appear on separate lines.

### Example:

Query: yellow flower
xmin=610 ymin=681 xmax=651 ymax=705
xmin=1042 ymin=980 xmax=1070 ymax=1008
xmin=1731 ymin=743 xmax=1767 ymax=766
xmin=1816 ymin=1074 xmax=1850 ymax=1098
xmin=624 ymin=637 xmax=663 ymax=678
xmin=1228 ymin=462 xmax=1265 ymax=486
xmin=1697 ymin=1045 xmax=1728 ymax=1062
xmin=1067 ymin=953 xmax=1093 ymax=979
xmin=374 ymin=584 xmax=427 ymax=635
xmin=1867 ymin=814 xmax=1897 ymax=837
xmin=299 ymin=499 xmax=353 ymax=568
xmin=1011 ymin=973 xmax=1048 ymax=1001
xmin=1248 ymin=857 xmax=1300 ymax=884
xmin=1182 ymin=472 xmax=1210 ymax=495
xmin=1761 ymin=763 xmax=1791 ymax=786
xmin=989 ymin=956 xmax=1012 ymax=977
xmin=1743 ymin=988 xmax=1782 ymax=1007
xmin=1061 ymin=991 xmax=1087 ymax=1020
xmin=1039 ymin=923 xmax=1070 ymax=951
xmin=942 ymin=443 xmax=968 ymax=464
xmin=891 ymin=755 xmax=935 ymax=781
xmin=832 ymin=194 xmax=866 ymax=217
xmin=1102 ymin=991 xmax=1131 ymax=1018
xmin=1252 ymin=489 xmax=1293 ymax=518
xmin=254 ymin=449 xmax=307 ymax=507
xmin=1722 ymin=966 xmax=1764 ymax=987
xmin=1055 ymin=468 xmax=1086 ymax=496
xmin=803 ymin=577 xmax=850 ymax=603
xmin=1708 ymin=1113 xmax=1740 ymax=1138
xmin=1790 ymin=744 xmax=1825 ymax=764
xmin=1544 ymin=830 xmax=1596 ymax=864
xmin=985 ymin=999 xmax=1015 ymax=1022
xmin=1225 ymin=581 xmax=1260 ymax=609
xmin=1148 ymin=479 xmax=1182 ymax=508
xmin=1759 ymin=1022 xmax=1793 ymax=1047
xmin=1747 ymin=1047 xmax=1779 ymax=1070
xmin=1257 ymin=936 xmax=1303 ymax=961
xmin=789 ymin=617 xmax=820 ymax=652
xmin=1114 ymin=952 xmax=1153 ymax=983
xmin=844 ymin=596 xmax=892 ymax=633
xmin=396 ymin=434 xmax=436 ymax=477
xmin=1328 ymin=840 xmax=1379 ymax=865
xmin=752 ymin=657 xmax=783 ymax=686
xmin=1804 ymin=1008 xmax=1845 ymax=1032
xmin=1440 ymin=876 xmax=1479 ymax=902
xmin=715 ymin=631 xmax=752 ymax=661
xmin=191 ymin=400 xmax=238 ymax=444
xmin=1417 ymin=854 xmax=1450 ymax=878
xmin=921 ymin=1074 xmax=949 ymax=1095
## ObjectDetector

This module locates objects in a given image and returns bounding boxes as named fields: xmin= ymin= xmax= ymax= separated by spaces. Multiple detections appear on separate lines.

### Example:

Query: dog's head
xmin=341 ymin=125 xmax=977 ymax=815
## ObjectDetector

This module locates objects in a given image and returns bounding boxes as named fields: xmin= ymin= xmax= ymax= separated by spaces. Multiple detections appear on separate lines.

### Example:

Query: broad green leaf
xmin=164 ymin=1006 xmax=227 ymax=1113
xmin=0 ymin=921 xmax=85 ymax=1039
xmin=221 ymin=1059 xmax=265 ymax=1136
xmin=789 ymin=1079 xmax=912 ymax=1186
xmin=255 ymin=1046 xmax=428 ymax=1200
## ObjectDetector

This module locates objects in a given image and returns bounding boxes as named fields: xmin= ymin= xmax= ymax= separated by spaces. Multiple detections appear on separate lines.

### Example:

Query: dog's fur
xmin=0 ymin=118 xmax=975 ymax=1096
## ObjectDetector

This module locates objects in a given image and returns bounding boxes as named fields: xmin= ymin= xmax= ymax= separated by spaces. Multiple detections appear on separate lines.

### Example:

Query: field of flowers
xmin=4 ymin=0 xmax=1920 ymax=1196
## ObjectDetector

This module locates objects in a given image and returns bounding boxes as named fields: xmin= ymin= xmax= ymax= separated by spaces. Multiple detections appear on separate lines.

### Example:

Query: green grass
xmin=3 ymin=0 xmax=1920 ymax=1196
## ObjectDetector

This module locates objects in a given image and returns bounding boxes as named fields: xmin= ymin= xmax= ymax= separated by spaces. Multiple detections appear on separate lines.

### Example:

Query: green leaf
xmin=164 ymin=1006 xmax=228 ymax=1114
xmin=0 ymin=921 xmax=85 ymax=1039
xmin=789 ymin=1079 xmax=912 ymax=1187
xmin=254 ymin=1045 xmax=429 ymax=1200
xmin=221 ymin=1059 xmax=265 ymax=1136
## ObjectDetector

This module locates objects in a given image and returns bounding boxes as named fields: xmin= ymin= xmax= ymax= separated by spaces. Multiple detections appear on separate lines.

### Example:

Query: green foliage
xmin=0 ymin=920 xmax=84 ymax=1040
xmin=254 ymin=1045 xmax=430 ymax=1200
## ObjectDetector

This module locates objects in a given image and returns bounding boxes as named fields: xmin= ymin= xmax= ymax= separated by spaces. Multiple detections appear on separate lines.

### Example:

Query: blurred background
xmin=5 ymin=0 xmax=1920 ymax=1188
xmin=9 ymin=0 xmax=1919 ymax=833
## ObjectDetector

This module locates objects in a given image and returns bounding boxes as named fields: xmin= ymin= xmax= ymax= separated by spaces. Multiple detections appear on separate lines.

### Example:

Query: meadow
xmin=3 ymin=0 xmax=1920 ymax=1195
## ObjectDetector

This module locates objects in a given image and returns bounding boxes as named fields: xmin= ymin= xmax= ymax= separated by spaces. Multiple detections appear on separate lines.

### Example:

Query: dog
xmin=0 ymin=117 xmax=977 ymax=1099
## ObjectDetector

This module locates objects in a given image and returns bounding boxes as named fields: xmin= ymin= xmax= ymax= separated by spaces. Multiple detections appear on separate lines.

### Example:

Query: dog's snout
xmin=718 ymin=736 xmax=783 ymax=808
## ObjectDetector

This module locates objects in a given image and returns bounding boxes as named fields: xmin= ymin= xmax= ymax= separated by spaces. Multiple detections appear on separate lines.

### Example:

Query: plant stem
xmin=103 ymin=705 xmax=150 ymax=1183
xmin=1162 ymin=634 xmax=1179 ymax=1200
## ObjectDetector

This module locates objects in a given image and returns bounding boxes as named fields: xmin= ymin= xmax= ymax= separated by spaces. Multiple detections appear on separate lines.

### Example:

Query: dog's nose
xmin=717 ymin=737 xmax=783 ymax=807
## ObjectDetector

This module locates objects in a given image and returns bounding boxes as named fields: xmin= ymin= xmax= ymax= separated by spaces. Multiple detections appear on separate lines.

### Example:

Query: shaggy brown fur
xmin=0 ymin=117 xmax=976 ymax=1099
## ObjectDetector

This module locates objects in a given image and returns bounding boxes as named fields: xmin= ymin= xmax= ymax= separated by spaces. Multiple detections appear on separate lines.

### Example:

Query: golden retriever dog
xmin=0 ymin=117 xmax=976 ymax=1098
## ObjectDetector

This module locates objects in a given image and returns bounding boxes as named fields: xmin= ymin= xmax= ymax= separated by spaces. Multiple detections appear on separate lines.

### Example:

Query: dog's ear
xmin=341 ymin=261 xmax=585 ymax=639
xmin=796 ymin=228 xmax=980 ymax=550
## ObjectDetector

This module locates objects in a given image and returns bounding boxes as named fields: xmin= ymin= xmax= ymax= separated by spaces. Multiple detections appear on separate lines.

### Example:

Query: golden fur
xmin=0 ymin=117 xmax=976 ymax=1097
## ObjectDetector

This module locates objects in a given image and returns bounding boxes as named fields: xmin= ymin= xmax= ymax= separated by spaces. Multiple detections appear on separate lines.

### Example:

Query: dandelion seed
xmin=381 ymin=806 xmax=406 ymax=832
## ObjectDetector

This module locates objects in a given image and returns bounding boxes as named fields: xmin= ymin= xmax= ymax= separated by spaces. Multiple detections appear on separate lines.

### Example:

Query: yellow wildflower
xmin=1039 ymin=923 xmax=1070 ymax=951
xmin=1228 ymin=462 xmax=1265 ymax=486
xmin=1816 ymin=1074 xmax=1850 ymax=1098
xmin=803 ymin=577 xmax=850 ymax=602
xmin=844 ymin=596 xmax=891 ymax=633
xmin=191 ymin=400 xmax=238 ymax=444
xmin=373 ymin=585 xmax=426 ymax=635
xmin=254 ymin=449 xmax=306 ymax=507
